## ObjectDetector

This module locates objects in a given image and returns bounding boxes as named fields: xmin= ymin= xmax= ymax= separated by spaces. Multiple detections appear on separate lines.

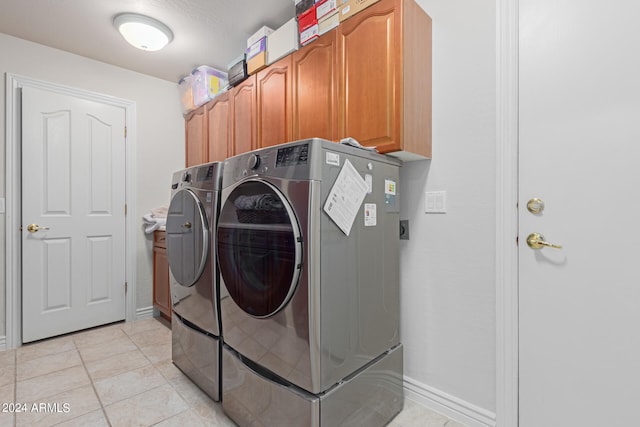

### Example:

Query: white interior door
xmin=519 ymin=1 xmax=640 ymax=425
xmin=21 ymin=85 xmax=126 ymax=343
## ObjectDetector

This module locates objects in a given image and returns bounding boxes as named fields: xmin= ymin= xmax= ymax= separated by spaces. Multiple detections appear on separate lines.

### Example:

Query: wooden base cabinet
xmin=338 ymin=0 xmax=432 ymax=159
xmin=153 ymin=231 xmax=171 ymax=321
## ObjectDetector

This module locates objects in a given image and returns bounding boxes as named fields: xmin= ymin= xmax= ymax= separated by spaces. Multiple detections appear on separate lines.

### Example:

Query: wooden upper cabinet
xmin=256 ymin=56 xmax=292 ymax=148
xmin=230 ymin=75 xmax=257 ymax=156
xmin=185 ymin=105 xmax=207 ymax=166
xmin=292 ymin=29 xmax=338 ymax=142
xmin=182 ymin=0 xmax=431 ymax=160
xmin=338 ymin=0 xmax=432 ymax=158
xmin=206 ymin=91 xmax=231 ymax=162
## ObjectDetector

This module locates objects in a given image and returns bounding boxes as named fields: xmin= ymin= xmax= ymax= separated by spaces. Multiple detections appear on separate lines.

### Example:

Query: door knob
xmin=526 ymin=232 xmax=562 ymax=250
xmin=27 ymin=223 xmax=50 ymax=233
xmin=183 ymin=222 xmax=192 ymax=229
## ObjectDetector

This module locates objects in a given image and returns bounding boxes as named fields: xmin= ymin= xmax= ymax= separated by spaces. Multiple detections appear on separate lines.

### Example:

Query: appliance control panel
xmin=276 ymin=143 xmax=309 ymax=167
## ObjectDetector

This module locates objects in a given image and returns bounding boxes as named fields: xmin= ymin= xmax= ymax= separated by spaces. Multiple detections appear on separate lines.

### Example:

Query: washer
xmin=217 ymin=138 xmax=403 ymax=426
xmin=166 ymin=162 xmax=222 ymax=401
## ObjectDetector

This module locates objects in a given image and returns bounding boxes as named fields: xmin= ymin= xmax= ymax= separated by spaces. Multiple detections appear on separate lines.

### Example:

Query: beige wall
xmin=0 ymin=33 xmax=185 ymax=336
xmin=401 ymin=0 xmax=497 ymax=418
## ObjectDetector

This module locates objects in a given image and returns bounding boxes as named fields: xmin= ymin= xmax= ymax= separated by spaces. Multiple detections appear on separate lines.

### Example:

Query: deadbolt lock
xmin=527 ymin=198 xmax=545 ymax=214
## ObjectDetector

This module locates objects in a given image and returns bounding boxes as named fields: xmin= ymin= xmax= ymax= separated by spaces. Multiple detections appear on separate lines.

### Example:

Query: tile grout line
xmin=74 ymin=336 xmax=113 ymax=427
xmin=120 ymin=323 xmax=199 ymax=426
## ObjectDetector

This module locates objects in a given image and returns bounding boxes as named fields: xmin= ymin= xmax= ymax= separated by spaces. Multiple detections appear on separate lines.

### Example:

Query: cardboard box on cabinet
xmin=295 ymin=0 xmax=315 ymax=15
xmin=298 ymin=5 xmax=319 ymax=45
xmin=316 ymin=0 xmax=338 ymax=20
xmin=247 ymin=51 xmax=267 ymax=74
xmin=268 ymin=18 xmax=299 ymax=65
xmin=247 ymin=25 xmax=274 ymax=47
xmin=318 ymin=10 xmax=339 ymax=35
xmin=246 ymin=37 xmax=267 ymax=60
xmin=339 ymin=0 xmax=380 ymax=22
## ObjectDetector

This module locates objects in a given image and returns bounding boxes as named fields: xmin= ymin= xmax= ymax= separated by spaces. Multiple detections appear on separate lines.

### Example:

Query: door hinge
xmin=125 ymin=282 xmax=128 ymax=294
xmin=124 ymin=204 xmax=127 ymax=215
xmin=124 ymin=126 xmax=127 ymax=138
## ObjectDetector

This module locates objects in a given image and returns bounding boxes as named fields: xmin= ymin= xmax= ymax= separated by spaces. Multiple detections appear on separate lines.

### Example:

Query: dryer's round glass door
xmin=166 ymin=189 xmax=209 ymax=287
xmin=217 ymin=179 xmax=302 ymax=318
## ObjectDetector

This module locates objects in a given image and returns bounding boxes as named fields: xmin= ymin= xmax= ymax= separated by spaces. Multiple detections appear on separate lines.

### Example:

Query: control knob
xmin=247 ymin=154 xmax=261 ymax=170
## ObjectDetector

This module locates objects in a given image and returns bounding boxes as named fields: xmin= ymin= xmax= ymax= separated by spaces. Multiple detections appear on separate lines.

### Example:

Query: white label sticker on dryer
xmin=326 ymin=152 xmax=340 ymax=166
xmin=365 ymin=174 xmax=373 ymax=194
xmin=323 ymin=159 xmax=369 ymax=236
xmin=364 ymin=203 xmax=377 ymax=226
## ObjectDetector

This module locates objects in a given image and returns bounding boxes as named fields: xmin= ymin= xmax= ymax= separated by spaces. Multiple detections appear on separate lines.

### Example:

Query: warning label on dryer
xmin=323 ymin=159 xmax=368 ymax=236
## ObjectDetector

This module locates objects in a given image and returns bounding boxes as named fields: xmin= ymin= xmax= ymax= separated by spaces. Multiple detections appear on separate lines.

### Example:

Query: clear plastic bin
xmin=177 ymin=75 xmax=195 ymax=115
xmin=192 ymin=66 xmax=228 ymax=107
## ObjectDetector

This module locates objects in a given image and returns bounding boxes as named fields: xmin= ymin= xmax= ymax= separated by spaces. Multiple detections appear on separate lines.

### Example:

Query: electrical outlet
xmin=425 ymin=191 xmax=447 ymax=213
xmin=399 ymin=220 xmax=410 ymax=240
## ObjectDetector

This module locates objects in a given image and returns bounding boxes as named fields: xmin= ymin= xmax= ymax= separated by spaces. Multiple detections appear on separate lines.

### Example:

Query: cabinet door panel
xmin=292 ymin=29 xmax=338 ymax=141
xmin=230 ymin=75 xmax=257 ymax=156
xmin=207 ymin=92 xmax=231 ymax=162
xmin=185 ymin=106 xmax=207 ymax=166
xmin=338 ymin=0 xmax=402 ymax=153
xmin=257 ymin=56 xmax=292 ymax=148
xmin=153 ymin=245 xmax=170 ymax=319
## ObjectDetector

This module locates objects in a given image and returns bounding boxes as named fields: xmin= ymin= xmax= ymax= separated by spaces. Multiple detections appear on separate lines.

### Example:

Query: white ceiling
xmin=0 ymin=0 xmax=295 ymax=83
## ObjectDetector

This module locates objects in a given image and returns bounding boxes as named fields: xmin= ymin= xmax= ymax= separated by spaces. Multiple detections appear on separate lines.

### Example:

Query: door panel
xmin=22 ymin=86 xmax=126 ymax=343
xmin=207 ymin=92 xmax=231 ymax=162
xmin=256 ymin=56 xmax=292 ymax=148
xmin=292 ymin=29 xmax=338 ymax=141
xmin=518 ymin=1 xmax=640 ymax=425
xmin=230 ymin=75 xmax=257 ymax=156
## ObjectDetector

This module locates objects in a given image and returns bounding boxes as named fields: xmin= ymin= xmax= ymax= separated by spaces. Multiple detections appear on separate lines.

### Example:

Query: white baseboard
xmin=0 ymin=336 xmax=6 ymax=351
xmin=135 ymin=306 xmax=155 ymax=320
xmin=404 ymin=376 xmax=496 ymax=427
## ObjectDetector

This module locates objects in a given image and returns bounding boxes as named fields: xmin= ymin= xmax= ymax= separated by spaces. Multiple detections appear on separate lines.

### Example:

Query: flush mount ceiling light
xmin=113 ymin=13 xmax=173 ymax=51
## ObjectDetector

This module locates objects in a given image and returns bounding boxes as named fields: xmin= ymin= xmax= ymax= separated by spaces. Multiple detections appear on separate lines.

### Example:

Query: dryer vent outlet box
xmin=399 ymin=220 xmax=409 ymax=240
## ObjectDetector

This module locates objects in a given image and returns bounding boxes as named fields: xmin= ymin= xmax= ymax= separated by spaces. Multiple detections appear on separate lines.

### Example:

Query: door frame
xmin=495 ymin=0 xmax=519 ymax=426
xmin=4 ymin=73 xmax=138 ymax=348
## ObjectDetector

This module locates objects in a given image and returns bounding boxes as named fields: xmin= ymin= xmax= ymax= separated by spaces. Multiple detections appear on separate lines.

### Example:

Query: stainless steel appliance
xmin=166 ymin=162 xmax=223 ymax=401
xmin=217 ymin=138 xmax=403 ymax=426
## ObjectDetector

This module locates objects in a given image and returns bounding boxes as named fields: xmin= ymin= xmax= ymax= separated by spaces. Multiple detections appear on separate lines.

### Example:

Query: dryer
xmin=166 ymin=162 xmax=222 ymax=401
xmin=217 ymin=139 xmax=403 ymax=426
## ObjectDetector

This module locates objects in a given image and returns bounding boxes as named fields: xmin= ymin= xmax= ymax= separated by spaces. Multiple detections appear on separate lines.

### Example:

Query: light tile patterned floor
xmin=0 ymin=317 xmax=464 ymax=427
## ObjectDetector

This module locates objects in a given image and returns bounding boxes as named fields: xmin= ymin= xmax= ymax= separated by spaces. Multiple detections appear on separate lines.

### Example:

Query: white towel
xmin=143 ymin=207 xmax=168 ymax=234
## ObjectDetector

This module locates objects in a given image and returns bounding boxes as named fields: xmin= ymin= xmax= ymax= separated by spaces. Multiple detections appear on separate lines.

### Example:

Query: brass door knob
xmin=183 ymin=222 xmax=192 ymax=229
xmin=27 ymin=224 xmax=50 ymax=233
xmin=526 ymin=232 xmax=562 ymax=250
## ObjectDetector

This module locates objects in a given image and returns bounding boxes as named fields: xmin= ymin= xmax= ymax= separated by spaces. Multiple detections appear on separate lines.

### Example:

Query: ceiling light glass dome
xmin=113 ymin=13 xmax=173 ymax=51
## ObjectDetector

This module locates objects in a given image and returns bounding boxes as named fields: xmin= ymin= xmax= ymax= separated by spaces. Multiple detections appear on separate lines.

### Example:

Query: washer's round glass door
xmin=166 ymin=189 xmax=209 ymax=287
xmin=217 ymin=179 xmax=302 ymax=318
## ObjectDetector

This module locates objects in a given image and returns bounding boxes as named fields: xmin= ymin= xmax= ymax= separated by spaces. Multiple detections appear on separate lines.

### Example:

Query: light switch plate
xmin=425 ymin=191 xmax=446 ymax=213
